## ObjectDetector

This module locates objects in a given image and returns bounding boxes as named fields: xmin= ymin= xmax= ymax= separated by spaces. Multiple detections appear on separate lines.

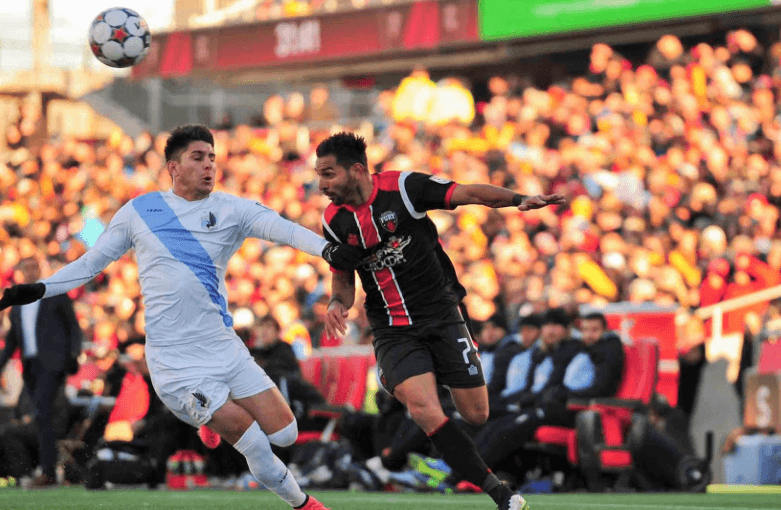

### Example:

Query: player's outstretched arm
xmin=449 ymin=183 xmax=566 ymax=211
xmin=325 ymin=270 xmax=356 ymax=339
xmin=243 ymin=198 xmax=364 ymax=270
xmin=6 ymin=205 xmax=134 ymax=306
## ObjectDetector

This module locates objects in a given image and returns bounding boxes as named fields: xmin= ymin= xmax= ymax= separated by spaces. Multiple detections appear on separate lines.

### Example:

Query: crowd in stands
xmin=1 ymin=27 xmax=781 ymax=488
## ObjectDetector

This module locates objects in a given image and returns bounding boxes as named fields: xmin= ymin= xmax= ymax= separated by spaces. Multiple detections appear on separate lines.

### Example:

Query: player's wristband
xmin=512 ymin=194 xmax=527 ymax=207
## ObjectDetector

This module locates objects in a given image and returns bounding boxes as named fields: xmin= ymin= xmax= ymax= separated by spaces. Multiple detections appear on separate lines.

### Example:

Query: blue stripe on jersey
xmin=133 ymin=192 xmax=232 ymax=327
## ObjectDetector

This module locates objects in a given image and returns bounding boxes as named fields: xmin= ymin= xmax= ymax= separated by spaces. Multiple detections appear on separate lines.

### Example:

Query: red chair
xmin=758 ymin=341 xmax=781 ymax=374
xmin=529 ymin=338 xmax=659 ymax=487
xmin=295 ymin=354 xmax=372 ymax=444
xmin=299 ymin=356 xmax=324 ymax=392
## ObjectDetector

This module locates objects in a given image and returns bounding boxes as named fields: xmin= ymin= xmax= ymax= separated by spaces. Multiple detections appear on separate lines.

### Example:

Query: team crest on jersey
xmin=202 ymin=211 xmax=217 ymax=229
xmin=347 ymin=233 xmax=360 ymax=246
xmin=379 ymin=211 xmax=398 ymax=232
xmin=429 ymin=175 xmax=451 ymax=184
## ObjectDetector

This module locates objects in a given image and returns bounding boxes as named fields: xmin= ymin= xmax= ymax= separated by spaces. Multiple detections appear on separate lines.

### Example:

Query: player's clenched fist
xmin=322 ymin=242 xmax=364 ymax=271
xmin=0 ymin=283 xmax=46 ymax=311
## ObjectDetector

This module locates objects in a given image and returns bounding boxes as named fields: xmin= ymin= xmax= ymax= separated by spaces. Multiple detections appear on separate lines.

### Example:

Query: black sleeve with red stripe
xmin=322 ymin=204 xmax=348 ymax=274
xmin=403 ymin=172 xmax=459 ymax=212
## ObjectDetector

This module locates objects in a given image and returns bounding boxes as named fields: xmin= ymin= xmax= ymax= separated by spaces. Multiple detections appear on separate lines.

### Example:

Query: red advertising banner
xmin=132 ymin=0 xmax=478 ymax=79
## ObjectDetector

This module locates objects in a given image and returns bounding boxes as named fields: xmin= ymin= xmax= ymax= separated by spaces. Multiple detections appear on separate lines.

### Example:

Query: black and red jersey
xmin=322 ymin=171 xmax=466 ymax=330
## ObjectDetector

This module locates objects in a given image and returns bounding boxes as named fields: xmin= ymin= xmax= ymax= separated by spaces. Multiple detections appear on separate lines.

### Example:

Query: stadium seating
xmin=758 ymin=342 xmax=781 ymax=374
xmin=527 ymin=338 xmax=659 ymax=489
xmin=299 ymin=356 xmax=324 ymax=392
xmin=295 ymin=352 xmax=374 ymax=444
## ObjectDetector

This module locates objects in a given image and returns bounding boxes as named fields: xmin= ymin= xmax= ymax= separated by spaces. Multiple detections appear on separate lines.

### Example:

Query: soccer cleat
xmin=499 ymin=494 xmax=529 ymax=510
xmin=407 ymin=453 xmax=451 ymax=483
xmin=299 ymin=495 xmax=331 ymax=510
xmin=387 ymin=469 xmax=429 ymax=490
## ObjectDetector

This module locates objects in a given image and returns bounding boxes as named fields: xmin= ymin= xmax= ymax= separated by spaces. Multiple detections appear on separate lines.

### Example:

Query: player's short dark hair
xmin=581 ymin=312 xmax=608 ymax=329
xmin=316 ymin=132 xmax=368 ymax=171
xmin=164 ymin=124 xmax=214 ymax=162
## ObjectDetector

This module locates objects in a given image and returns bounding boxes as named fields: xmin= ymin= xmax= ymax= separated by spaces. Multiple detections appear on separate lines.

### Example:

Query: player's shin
xmin=427 ymin=418 xmax=514 ymax=506
xmin=232 ymin=422 xmax=306 ymax=507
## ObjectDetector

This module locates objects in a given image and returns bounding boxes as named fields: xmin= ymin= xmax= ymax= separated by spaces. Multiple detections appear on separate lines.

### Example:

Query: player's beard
xmin=330 ymin=181 xmax=362 ymax=206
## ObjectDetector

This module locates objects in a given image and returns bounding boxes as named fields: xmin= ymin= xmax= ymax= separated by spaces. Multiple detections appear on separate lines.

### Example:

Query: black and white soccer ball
xmin=88 ymin=7 xmax=151 ymax=68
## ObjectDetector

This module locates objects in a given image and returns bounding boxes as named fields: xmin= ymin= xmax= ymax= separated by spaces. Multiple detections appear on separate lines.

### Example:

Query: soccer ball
xmin=88 ymin=7 xmax=151 ymax=68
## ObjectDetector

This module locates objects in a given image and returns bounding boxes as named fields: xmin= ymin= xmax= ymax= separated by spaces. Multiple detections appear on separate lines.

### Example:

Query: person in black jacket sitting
xmin=249 ymin=315 xmax=301 ymax=380
xmin=455 ymin=309 xmax=624 ymax=466
xmin=474 ymin=308 xmax=584 ymax=471
xmin=485 ymin=313 xmax=542 ymax=399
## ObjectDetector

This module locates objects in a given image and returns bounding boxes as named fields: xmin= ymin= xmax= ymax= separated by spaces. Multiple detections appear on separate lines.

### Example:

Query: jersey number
xmin=457 ymin=337 xmax=472 ymax=364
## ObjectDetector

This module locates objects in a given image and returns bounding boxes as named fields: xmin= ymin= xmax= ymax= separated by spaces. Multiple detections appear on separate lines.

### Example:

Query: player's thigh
xmin=207 ymin=399 xmax=255 ymax=444
xmin=373 ymin=329 xmax=435 ymax=395
xmin=430 ymin=319 xmax=484 ymax=390
xmin=234 ymin=386 xmax=295 ymax=435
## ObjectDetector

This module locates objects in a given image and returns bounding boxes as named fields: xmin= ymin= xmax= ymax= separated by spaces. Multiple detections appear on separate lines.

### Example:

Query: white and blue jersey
xmin=42 ymin=190 xmax=327 ymax=346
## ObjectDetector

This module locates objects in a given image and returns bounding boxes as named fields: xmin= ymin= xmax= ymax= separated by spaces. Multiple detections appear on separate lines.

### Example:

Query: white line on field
xmin=308 ymin=496 xmax=777 ymax=510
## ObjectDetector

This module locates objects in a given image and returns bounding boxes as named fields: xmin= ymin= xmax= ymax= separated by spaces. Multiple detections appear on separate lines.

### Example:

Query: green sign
xmin=479 ymin=0 xmax=772 ymax=41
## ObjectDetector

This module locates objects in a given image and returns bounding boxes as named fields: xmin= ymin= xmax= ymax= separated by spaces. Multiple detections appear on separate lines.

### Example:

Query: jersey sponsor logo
xmin=347 ymin=233 xmax=359 ymax=246
xmin=468 ymin=364 xmax=478 ymax=376
xmin=362 ymin=235 xmax=411 ymax=271
xmin=146 ymin=208 xmax=163 ymax=213
xmin=379 ymin=210 xmax=398 ymax=232
xmin=429 ymin=175 xmax=451 ymax=185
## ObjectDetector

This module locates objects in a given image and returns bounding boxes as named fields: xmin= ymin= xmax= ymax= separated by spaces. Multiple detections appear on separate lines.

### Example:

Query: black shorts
xmin=372 ymin=306 xmax=485 ymax=394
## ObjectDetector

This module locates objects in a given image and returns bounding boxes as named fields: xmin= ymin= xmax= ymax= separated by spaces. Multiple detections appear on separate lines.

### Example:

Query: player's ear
xmin=166 ymin=159 xmax=178 ymax=180
xmin=351 ymin=162 xmax=367 ymax=176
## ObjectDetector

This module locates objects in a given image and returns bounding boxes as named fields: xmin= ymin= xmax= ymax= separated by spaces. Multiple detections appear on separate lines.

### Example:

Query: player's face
xmin=170 ymin=141 xmax=216 ymax=201
xmin=580 ymin=319 xmax=606 ymax=346
xmin=315 ymin=154 xmax=360 ymax=206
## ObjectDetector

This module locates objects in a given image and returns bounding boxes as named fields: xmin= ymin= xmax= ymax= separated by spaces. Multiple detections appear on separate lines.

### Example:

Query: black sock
xmin=427 ymin=418 xmax=513 ymax=505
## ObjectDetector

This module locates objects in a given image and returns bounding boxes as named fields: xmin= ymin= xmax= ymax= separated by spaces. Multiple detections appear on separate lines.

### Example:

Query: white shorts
xmin=145 ymin=331 xmax=276 ymax=427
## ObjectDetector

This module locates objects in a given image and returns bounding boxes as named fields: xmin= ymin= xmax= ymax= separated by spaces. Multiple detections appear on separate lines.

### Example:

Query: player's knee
xmin=461 ymin=406 xmax=489 ymax=426
xmin=267 ymin=418 xmax=298 ymax=447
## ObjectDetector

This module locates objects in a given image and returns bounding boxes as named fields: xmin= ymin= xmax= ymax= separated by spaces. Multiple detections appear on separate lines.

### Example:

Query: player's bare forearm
xmin=449 ymin=184 xmax=566 ymax=211
xmin=449 ymin=184 xmax=518 ymax=208
xmin=330 ymin=270 xmax=356 ymax=310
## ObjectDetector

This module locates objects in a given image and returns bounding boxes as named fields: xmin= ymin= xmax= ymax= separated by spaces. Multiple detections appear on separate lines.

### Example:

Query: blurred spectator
xmin=477 ymin=313 xmax=523 ymax=397
xmin=249 ymin=314 xmax=300 ymax=379
xmin=306 ymin=86 xmax=340 ymax=123
xmin=0 ymin=257 xmax=82 ymax=487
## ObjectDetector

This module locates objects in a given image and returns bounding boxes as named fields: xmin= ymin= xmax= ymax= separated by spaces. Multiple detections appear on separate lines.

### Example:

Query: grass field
xmin=2 ymin=488 xmax=781 ymax=510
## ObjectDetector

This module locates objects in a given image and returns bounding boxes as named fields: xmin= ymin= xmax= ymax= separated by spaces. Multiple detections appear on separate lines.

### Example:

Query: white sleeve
xmin=240 ymin=198 xmax=328 ymax=257
xmin=42 ymin=203 xmax=133 ymax=297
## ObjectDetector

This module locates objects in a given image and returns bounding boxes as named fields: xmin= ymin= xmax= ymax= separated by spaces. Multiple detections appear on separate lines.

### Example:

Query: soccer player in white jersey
xmin=0 ymin=125 xmax=363 ymax=509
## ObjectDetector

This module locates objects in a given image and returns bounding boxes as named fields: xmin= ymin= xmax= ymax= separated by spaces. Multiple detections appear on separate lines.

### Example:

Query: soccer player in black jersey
xmin=316 ymin=132 xmax=565 ymax=510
